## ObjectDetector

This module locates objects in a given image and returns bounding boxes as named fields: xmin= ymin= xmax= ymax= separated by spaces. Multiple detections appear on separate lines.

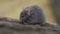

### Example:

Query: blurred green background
xmin=0 ymin=0 xmax=56 ymax=23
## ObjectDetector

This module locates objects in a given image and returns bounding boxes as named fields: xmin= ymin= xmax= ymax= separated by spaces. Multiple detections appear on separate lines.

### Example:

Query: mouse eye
xmin=22 ymin=15 xmax=24 ymax=17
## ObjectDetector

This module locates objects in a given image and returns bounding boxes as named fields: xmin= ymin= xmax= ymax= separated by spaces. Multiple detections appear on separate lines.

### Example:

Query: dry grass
xmin=0 ymin=0 xmax=56 ymax=23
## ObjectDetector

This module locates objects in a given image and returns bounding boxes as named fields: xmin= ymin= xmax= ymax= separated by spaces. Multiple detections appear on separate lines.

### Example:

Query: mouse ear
xmin=25 ymin=9 xmax=31 ymax=16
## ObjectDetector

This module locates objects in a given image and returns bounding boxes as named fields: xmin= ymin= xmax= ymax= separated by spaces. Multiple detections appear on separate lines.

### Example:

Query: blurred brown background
xmin=0 ymin=0 xmax=56 ymax=23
